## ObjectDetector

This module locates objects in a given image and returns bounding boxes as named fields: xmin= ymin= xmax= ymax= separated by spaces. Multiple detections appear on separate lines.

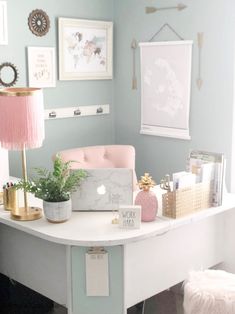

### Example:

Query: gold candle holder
xmin=3 ymin=187 xmax=18 ymax=211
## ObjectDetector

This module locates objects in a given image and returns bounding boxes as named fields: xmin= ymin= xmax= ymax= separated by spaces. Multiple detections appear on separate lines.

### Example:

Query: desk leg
xmin=70 ymin=245 xmax=125 ymax=314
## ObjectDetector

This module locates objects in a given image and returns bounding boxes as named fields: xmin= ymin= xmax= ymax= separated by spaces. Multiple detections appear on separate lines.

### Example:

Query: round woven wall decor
xmin=0 ymin=62 xmax=19 ymax=87
xmin=28 ymin=9 xmax=50 ymax=36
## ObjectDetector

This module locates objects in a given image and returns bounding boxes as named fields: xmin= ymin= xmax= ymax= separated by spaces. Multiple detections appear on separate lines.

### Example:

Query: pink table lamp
xmin=0 ymin=88 xmax=45 ymax=221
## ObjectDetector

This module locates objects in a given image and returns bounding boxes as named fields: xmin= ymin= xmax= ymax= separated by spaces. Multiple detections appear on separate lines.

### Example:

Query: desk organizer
xmin=162 ymin=182 xmax=212 ymax=219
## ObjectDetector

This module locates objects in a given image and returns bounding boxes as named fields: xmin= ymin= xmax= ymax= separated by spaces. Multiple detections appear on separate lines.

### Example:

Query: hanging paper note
xmin=85 ymin=248 xmax=109 ymax=296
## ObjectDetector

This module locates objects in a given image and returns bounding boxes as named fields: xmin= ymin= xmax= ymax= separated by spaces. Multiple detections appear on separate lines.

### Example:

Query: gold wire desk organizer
xmin=162 ymin=182 xmax=213 ymax=219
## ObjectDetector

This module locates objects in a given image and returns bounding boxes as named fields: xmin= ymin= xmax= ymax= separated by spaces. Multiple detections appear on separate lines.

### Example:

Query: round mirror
xmin=0 ymin=62 xmax=18 ymax=87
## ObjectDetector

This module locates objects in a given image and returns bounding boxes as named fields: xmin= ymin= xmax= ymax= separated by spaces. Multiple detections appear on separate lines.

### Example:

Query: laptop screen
xmin=71 ymin=168 xmax=133 ymax=211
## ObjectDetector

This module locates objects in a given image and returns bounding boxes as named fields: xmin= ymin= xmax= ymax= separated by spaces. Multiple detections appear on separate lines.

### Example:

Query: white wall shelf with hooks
xmin=44 ymin=104 xmax=110 ymax=120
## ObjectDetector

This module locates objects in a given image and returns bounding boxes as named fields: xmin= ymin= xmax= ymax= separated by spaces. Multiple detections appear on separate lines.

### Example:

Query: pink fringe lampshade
xmin=0 ymin=87 xmax=45 ymax=221
xmin=0 ymin=88 xmax=45 ymax=150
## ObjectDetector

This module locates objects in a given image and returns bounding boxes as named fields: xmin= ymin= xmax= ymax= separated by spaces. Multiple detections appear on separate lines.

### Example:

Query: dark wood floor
xmin=0 ymin=273 xmax=184 ymax=314
xmin=50 ymin=289 xmax=184 ymax=314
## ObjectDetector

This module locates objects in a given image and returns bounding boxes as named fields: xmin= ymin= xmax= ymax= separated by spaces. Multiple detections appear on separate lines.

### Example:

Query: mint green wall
xmin=2 ymin=1 xmax=235 ymax=188
xmin=1 ymin=0 xmax=114 ymax=176
xmin=113 ymin=0 xmax=235 ymax=188
xmin=71 ymin=246 xmax=124 ymax=314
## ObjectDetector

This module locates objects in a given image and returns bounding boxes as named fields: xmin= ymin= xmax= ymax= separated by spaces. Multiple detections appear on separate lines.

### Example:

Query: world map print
xmin=64 ymin=26 xmax=107 ymax=73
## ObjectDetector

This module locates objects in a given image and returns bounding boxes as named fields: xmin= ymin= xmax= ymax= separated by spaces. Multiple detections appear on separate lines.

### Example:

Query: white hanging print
xmin=140 ymin=41 xmax=193 ymax=140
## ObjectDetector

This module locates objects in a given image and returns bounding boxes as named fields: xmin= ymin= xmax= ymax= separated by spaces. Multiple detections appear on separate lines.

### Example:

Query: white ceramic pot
xmin=43 ymin=199 xmax=72 ymax=223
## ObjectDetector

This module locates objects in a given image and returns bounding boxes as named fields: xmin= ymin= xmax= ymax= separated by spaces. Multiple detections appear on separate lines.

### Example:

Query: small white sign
xmin=119 ymin=205 xmax=141 ymax=229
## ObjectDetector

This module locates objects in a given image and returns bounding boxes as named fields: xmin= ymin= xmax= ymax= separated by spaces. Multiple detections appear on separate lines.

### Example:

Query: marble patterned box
xmin=71 ymin=168 xmax=133 ymax=211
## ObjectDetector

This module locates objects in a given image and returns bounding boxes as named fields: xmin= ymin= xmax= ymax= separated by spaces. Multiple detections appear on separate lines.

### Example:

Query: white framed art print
xmin=58 ymin=18 xmax=113 ymax=80
xmin=139 ymin=41 xmax=193 ymax=140
xmin=0 ymin=1 xmax=8 ymax=45
xmin=27 ymin=47 xmax=56 ymax=88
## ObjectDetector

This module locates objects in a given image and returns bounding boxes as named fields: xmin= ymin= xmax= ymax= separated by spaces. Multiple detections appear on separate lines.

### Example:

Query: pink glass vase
xmin=135 ymin=190 xmax=158 ymax=222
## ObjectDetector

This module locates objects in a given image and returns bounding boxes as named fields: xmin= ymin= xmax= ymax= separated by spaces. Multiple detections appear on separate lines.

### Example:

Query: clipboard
xmin=85 ymin=247 xmax=109 ymax=296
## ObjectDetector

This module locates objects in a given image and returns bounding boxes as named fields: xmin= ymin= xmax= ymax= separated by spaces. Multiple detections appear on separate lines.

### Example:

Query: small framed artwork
xmin=0 ymin=1 xmax=8 ymax=45
xmin=119 ymin=205 xmax=141 ymax=229
xmin=58 ymin=18 xmax=113 ymax=80
xmin=27 ymin=47 xmax=56 ymax=87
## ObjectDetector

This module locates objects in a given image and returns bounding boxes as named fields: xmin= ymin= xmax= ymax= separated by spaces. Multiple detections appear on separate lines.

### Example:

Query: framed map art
xmin=139 ymin=41 xmax=193 ymax=140
xmin=58 ymin=18 xmax=113 ymax=80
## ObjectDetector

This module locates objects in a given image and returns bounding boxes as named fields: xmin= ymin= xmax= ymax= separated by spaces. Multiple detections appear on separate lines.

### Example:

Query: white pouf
xmin=184 ymin=270 xmax=235 ymax=314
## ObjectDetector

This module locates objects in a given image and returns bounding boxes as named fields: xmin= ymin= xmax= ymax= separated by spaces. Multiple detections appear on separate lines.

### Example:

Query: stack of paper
xmin=187 ymin=150 xmax=225 ymax=206
xmin=173 ymin=171 xmax=196 ymax=190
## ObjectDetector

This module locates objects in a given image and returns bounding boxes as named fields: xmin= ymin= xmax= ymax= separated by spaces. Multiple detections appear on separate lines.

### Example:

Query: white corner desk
xmin=0 ymin=190 xmax=235 ymax=314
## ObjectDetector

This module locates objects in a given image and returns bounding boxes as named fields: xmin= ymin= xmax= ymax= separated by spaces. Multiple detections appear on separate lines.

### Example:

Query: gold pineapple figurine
xmin=138 ymin=173 xmax=156 ymax=191
xmin=135 ymin=172 xmax=158 ymax=222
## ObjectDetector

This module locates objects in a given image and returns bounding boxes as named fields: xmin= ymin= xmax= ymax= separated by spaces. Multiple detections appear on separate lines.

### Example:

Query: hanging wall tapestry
xmin=139 ymin=41 xmax=193 ymax=140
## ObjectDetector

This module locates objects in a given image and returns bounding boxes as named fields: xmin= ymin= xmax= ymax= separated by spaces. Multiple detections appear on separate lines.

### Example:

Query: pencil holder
xmin=3 ymin=187 xmax=18 ymax=211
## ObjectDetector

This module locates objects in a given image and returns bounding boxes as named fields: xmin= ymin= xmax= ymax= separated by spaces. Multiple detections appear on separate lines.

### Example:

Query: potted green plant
xmin=16 ymin=154 xmax=87 ymax=223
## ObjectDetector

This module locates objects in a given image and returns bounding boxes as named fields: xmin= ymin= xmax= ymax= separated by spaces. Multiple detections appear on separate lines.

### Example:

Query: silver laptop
xmin=71 ymin=168 xmax=133 ymax=211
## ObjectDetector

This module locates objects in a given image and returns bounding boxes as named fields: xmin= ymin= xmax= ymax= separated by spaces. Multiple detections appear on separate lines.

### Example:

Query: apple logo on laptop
xmin=97 ymin=184 xmax=106 ymax=195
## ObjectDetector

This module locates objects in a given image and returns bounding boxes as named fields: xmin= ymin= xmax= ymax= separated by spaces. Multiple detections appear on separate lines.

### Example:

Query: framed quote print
xmin=27 ymin=46 xmax=56 ymax=88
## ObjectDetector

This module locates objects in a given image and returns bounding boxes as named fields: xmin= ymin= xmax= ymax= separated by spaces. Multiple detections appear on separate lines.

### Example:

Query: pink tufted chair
xmin=55 ymin=145 xmax=137 ymax=187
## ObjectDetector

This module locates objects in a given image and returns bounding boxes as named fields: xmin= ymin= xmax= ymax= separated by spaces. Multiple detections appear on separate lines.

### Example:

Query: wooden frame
xmin=139 ymin=41 xmax=193 ymax=140
xmin=58 ymin=18 xmax=113 ymax=80
xmin=27 ymin=47 xmax=56 ymax=88
xmin=0 ymin=1 xmax=8 ymax=45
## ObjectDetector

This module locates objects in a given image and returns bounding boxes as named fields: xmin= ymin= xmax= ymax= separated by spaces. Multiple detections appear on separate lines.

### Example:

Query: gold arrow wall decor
xmin=197 ymin=32 xmax=204 ymax=90
xmin=146 ymin=3 xmax=187 ymax=14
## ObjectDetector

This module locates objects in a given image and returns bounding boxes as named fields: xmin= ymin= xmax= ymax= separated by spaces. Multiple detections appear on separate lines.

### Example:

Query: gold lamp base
xmin=9 ymin=148 xmax=43 ymax=221
xmin=11 ymin=206 xmax=42 ymax=221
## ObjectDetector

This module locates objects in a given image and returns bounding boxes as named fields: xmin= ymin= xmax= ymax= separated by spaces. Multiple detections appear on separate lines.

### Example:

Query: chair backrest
xmin=55 ymin=145 xmax=137 ymax=187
